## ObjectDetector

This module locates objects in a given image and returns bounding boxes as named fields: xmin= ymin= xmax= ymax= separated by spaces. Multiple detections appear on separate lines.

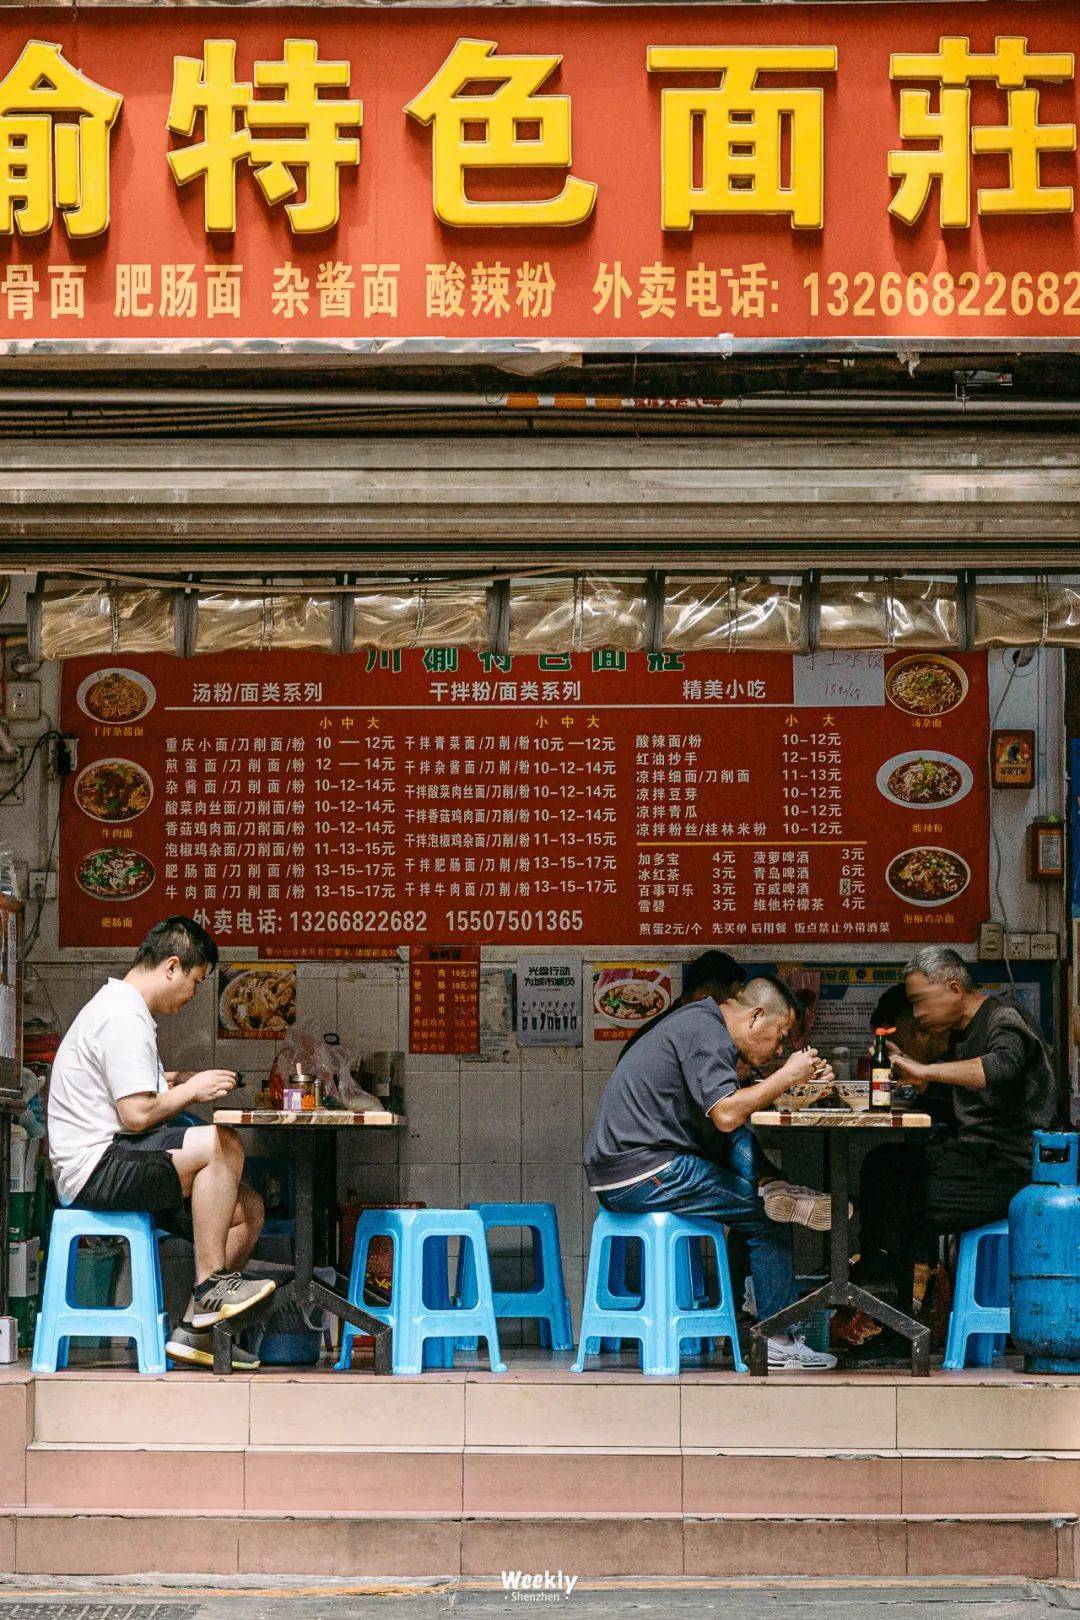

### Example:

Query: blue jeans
xmin=597 ymin=1151 xmax=798 ymax=1322
xmin=726 ymin=1124 xmax=771 ymax=1186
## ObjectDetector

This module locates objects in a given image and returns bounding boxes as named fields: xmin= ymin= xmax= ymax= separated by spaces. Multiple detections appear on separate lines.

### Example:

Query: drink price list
xmin=60 ymin=649 xmax=989 ymax=952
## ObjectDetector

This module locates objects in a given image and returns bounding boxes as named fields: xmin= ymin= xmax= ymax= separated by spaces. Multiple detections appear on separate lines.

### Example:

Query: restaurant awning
xmin=2 ymin=426 xmax=1080 ymax=572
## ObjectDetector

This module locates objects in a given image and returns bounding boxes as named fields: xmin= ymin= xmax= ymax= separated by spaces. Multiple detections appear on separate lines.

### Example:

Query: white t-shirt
xmin=47 ymin=978 xmax=166 ymax=1205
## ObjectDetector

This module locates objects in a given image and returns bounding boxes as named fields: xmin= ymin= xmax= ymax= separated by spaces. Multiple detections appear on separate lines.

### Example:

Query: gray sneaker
xmin=189 ymin=1271 xmax=275 ymax=1330
xmin=167 ymin=1320 xmax=261 ymax=1370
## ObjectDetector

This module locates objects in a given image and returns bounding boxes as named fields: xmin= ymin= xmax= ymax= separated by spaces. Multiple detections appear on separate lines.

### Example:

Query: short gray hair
xmin=903 ymin=946 xmax=974 ymax=989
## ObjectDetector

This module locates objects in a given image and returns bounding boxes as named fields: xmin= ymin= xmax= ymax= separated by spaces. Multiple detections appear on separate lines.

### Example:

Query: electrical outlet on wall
xmin=4 ymin=683 xmax=39 ymax=721
xmin=29 ymin=871 xmax=56 ymax=899
xmin=0 ymin=746 xmax=26 ymax=806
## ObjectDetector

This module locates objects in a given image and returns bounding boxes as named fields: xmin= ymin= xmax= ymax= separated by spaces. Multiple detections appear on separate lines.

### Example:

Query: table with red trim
xmin=211 ymin=1107 xmax=404 ymax=1375
xmin=749 ymin=1107 xmax=933 ymax=1378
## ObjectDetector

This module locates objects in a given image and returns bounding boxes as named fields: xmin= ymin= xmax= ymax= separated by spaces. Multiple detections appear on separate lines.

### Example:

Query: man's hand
xmin=888 ymin=1047 xmax=930 ymax=1091
xmin=186 ymin=1069 xmax=238 ymax=1103
xmin=775 ymin=1046 xmax=834 ymax=1089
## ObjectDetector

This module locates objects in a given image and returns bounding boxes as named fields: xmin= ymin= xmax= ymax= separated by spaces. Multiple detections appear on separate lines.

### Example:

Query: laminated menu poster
xmin=59 ymin=649 xmax=990 ymax=953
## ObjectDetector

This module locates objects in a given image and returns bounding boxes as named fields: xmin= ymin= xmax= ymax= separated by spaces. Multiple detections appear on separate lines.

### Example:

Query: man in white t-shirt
xmin=48 ymin=916 xmax=275 ymax=1368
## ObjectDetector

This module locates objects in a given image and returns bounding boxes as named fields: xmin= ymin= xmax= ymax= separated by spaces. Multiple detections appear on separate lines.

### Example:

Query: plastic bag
xmin=269 ymin=1029 xmax=340 ymax=1105
xmin=268 ymin=1027 xmax=379 ymax=1111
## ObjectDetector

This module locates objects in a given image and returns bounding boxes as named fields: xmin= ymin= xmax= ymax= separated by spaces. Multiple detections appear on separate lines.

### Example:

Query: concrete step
xmin=20 ymin=1443 xmax=1080 ymax=1518
xmin=0 ymin=1508 xmax=1075 ymax=1579
xmin=28 ymin=1367 xmax=1080 ymax=1452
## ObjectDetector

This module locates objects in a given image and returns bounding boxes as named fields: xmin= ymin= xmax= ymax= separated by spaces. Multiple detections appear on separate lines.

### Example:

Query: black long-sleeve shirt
xmin=947 ymin=995 xmax=1057 ymax=1172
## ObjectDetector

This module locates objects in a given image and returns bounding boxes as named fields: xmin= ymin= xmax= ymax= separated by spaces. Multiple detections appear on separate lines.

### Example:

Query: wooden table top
xmin=214 ymin=1108 xmax=402 ymax=1127
xmin=751 ymin=1108 xmax=932 ymax=1129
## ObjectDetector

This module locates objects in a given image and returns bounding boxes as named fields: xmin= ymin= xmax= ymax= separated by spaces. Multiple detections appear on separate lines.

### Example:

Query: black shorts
xmin=73 ymin=1123 xmax=194 ymax=1241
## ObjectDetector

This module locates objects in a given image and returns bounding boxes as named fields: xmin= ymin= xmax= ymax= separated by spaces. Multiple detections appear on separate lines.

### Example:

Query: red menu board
xmin=59 ymin=649 xmax=989 ymax=953
xmin=409 ymin=945 xmax=482 ymax=1055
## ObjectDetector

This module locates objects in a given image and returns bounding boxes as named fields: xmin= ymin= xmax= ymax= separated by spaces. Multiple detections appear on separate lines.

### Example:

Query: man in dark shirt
xmin=619 ymin=950 xmax=745 ymax=1059
xmin=859 ymin=946 xmax=1057 ymax=1314
xmin=584 ymin=973 xmax=838 ymax=1371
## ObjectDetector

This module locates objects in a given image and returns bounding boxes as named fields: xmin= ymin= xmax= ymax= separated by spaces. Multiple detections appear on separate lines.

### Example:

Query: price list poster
xmin=60 ymin=650 xmax=989 ymax=954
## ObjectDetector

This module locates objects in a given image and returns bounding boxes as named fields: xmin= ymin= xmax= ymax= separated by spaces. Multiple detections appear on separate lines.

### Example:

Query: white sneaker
xmin=761 ymin=1178 xmax=832 ymax=1231
xmin=767 ymin=1332 xmax=838 ymax=1371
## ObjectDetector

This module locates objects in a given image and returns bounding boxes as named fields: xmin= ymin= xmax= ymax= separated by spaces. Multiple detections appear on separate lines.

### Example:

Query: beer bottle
xmin=870 ymin=1027 xmax=895 ymax=1111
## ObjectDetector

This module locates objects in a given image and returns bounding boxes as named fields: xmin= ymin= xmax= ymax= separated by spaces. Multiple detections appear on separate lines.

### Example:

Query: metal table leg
xmin=749 ymin=1129 xmax=929 ymax=1377
xmin=213 ymin=1130 xmax=393 ymax=1376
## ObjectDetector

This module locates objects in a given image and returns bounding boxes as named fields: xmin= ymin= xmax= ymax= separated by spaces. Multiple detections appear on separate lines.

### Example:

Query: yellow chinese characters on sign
xmin=405 ymin=38 xmax=597 ymax=227
xmin=167 ymin=38 xmax=362 ymax=233
xmin=0 ymin=40 xmax=122 ymax=238
xmin=890 ymin=35 xmax=1075 ymax=227
xmin=647 ymin=46 xmax=838 ymax=230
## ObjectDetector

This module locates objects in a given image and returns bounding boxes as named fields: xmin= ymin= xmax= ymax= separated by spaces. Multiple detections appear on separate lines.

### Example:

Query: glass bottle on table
xmin=870 ymin=1026 xmax=895 ymax=1111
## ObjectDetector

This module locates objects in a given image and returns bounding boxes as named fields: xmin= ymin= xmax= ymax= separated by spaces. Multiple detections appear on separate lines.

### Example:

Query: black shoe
xmin=167 ymin=1320 xmax=261 ymax=1370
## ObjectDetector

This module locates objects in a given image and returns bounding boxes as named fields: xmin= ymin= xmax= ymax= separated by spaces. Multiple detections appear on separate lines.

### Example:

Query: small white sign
xmin=517 ymin=957 xmax=583 ymax=1047
xmin=792 ymin=652 xmax=885 ymax=708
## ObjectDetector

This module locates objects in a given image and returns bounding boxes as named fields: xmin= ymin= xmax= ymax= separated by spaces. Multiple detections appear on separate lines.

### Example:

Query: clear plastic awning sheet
xmin=25 ymin=575 xmax=1080 ymax=660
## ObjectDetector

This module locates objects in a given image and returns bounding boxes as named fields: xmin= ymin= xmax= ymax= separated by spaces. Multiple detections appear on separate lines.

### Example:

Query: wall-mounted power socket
xmin=4 ymin=683 xmax=39 ymax=722
xmin=29 ymin=871 xmax=56 ymax=900
xmin=0 ymin=747 xmax=26 ymax=806
xmin=1006 ymin=932 xmax=1032 ymax=960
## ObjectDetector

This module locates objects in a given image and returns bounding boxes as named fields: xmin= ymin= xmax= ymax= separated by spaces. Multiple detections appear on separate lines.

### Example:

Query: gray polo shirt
xmin=583 ymin=998 xmax=740 ymax=1190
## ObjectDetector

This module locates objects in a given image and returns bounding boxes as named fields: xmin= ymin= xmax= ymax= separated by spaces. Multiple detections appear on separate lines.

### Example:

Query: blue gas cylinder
xmin=1009 ymin=1131 xmax=1080 ymax=1374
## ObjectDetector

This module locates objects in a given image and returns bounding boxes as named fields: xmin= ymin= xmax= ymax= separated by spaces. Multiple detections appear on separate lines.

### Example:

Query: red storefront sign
xmin=59 ymin=649 xmax=989 ymax=953
xmin=0 ymin=6 xmax=1078 ymax=348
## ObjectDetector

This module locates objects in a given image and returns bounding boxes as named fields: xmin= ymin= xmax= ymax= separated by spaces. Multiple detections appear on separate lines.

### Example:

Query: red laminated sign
xmin=59 ymin=648 xmax=989 ymax=954
xmin=0 ymin=6 xmax=1079 ymax=349
xmin=409 ymin=945 xmax=482 ymax=1056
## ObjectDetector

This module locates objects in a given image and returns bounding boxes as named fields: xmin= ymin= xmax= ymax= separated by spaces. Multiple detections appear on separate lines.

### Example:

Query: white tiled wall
xmin=25 ymin=950 xmax=620 ymax=1342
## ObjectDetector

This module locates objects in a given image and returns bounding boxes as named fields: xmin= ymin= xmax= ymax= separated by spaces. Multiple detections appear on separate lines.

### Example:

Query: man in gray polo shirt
xmin=584 ymin=973 xmax=836 ymax=1371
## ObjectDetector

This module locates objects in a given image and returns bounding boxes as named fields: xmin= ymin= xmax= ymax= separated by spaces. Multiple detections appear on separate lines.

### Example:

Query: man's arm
xmin=891 ymin=1021 xmax=1028 ymax=1093
xmin=114 ymin=1071 xmax=238 ymax=1132
xmin=708 ymin=1049 xmax=834 ymax=1133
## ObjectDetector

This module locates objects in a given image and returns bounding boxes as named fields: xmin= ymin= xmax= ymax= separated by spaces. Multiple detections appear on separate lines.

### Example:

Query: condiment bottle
xmin=870 ymin=1027 xmax=895 ymax=1111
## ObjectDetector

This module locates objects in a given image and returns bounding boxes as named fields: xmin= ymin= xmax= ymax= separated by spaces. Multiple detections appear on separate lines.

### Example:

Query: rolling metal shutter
xmin=2 ymin=428 xmax=1079 ymax=571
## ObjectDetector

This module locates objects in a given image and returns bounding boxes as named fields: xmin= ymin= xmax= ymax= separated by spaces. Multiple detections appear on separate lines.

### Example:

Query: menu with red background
xmin=59 ymin=649 xmax=989 ymax=953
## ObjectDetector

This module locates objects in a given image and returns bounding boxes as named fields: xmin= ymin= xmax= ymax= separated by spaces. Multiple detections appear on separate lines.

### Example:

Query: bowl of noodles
xmin=885 ymin=656 xmax=968 ymax=718
xmin=75 ymin=758 xmax=153 ymax=823
xmin=876 ymin=751 xmax=972 ymax=809
xmin=886 ymin=846 xmax=970 ymax=908
xmin=76 ymin=668 xmax=156 ymax=725
xmin=75 ymin=847 xmax=155 ymax=901
xmin=593 ymin=971 xmax=671 ymax=1026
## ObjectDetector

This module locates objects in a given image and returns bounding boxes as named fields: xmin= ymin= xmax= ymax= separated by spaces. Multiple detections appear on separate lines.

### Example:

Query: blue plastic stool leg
xmin=421 ymin=1234 xmax=455 ymax=1370
xmin=943 ymin=1222 xmax=1011 ymax=1372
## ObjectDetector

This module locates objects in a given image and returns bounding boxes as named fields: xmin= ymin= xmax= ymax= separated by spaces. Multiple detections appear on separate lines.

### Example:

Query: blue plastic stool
xmin=573 ymin=1210 xmax=747 ymax=1376
xmin=335 ymin=1208 xmax=507 ymax=1375
xmin=32 ymin=1209 xmax=168 ymax=1375
xmin=599 ymin=1232 xmax=709 ymax=1355
xmin=455 ymin=1202 xmax=574 ymax=1352
xmin=943 ymin=1219 xmax=1011 ymax=1370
